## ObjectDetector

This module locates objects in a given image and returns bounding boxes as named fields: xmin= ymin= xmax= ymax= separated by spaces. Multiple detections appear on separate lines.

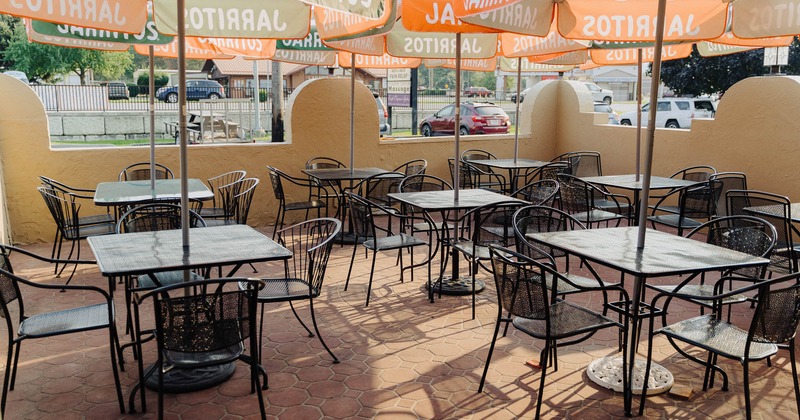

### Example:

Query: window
xmin=694 ymin=101 xmax=714 ymax=111
xmin=675 ymin=101 xmax=690 ymax=111
xmin=439 ymin=105 xmax=455 ymax=116
xmin=657 ymin=102 xmax=671 ymax=112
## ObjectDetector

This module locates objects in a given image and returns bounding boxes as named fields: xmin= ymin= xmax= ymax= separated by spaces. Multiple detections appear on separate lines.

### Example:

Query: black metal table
xmin=389 ymin=189 xmax=528 ymax=296
xmin=88 ymin=225 xmax=292 ymax=397
xmin=529 ymin=226 xmax=769 ymax=416
xmin=465 ymin=158 xmax=549 ymax=192
xmin=581 ymin=174 xmax=700 ymax=223
xmin=303 ymin=167 xmax=393 ymax=243
xmin=94 ymin=179 xmax=213 ymax=207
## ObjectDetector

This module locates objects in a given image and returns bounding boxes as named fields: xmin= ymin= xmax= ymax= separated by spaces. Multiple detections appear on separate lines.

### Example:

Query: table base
xmin=430 ymin=275 xmax=486 ymax=295
xmin=144 ymin=362 xmax=237 ymax=393
xmin=587 ymin=356 xmax=673 ymax=395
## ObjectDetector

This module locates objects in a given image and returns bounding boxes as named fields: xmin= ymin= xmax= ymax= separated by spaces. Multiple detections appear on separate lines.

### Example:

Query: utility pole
xmin=271 ymin=61 xmax=284 ymax=142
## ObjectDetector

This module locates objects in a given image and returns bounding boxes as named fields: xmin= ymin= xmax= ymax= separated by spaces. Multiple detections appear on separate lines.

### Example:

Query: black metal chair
xmin=393 ymin=159 xmax=427 ymax=178
xmin=37 ymin=185 xmax=115 ymax=285
xmin=519 ymin=161 xmax=571 ymax=185
xmin=305 ymin=157 xmax=346 ymax=211
xmin=305 ymin=156 xmax=346 ymax=170
xmin=450 ymin=158 xmax=507 ymax=192
xmin=708 ymin=172 xmax=747 ymax=218
xmin=199 ymin=170 xmax=246 ymax=220
xmin=451 ymin=200 xmax=527 ymax=319
xmin=138 ymin=278 xmax=266 ymax=419
xmin=557 ymin=174 xmax=631 ymax=228
xmin=648 ymin=180 xmax=722 ymax=235
xmin=0 ymin=245 xmax=124 ymax=417
xmin=727 ymin=189 xmax=799 ymax=273
xmin=512 ymin=179 xmax=559 ymax=207
xmin=118 ymin=162 xmax=174 ymax=181
xmin=204 ymin=177 xmax=259 ymax=227
xmin=481 ymin=246 xmax=627 ymax=420
xmin=249 ymin=218 xmax=341 ymax=363
xmin=267 ymin=166 xmax=328 ymax=239
xmin=346 ymin=172 xmax=405 ymax=209
xmin=344 ymin=192 xmax=436 ymax=306
xmin=551 ymin=151 xmax=602 ymax=177
xmin=648 ymin=164 xmax=717 ymax=203
xmin=641 ymin=272 xmax=800 ymax=419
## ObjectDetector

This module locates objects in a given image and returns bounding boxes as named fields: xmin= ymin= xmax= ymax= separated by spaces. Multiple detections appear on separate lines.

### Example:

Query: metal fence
xmin=33 ymin=84 xmax=520 ymax=113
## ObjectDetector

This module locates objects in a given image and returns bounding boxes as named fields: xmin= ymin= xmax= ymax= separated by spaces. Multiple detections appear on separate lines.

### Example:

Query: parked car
xmin=593 ymin=102 xmax=619 ymax=125
xmin=374 ymin=92 xmax=391 ymax=136
xmin=619 ymin=98 xmax=716 ymax=129
xmin=106 ymin=81 xmax=129 ymax=100
xmin=420 ymin=102 xmax=509 ymax=136
xmin=3 ymin=70 xmax=29 ymax=85
xmin=510 ymin=87 xmax=532 ymax=103
xmin=463 ymin=86 xmax=491 ymax=98
xmin=156 ymin=80 xmax=226 ymax=103
xmin=585 ymin=83 xmax=613 ymax=104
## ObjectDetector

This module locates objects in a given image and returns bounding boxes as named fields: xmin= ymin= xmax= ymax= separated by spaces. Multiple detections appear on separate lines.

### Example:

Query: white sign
xmin=764 ymin=46 xmax=789 ymax=66
xmin=387 ymin=68 xmax=411 ymax=106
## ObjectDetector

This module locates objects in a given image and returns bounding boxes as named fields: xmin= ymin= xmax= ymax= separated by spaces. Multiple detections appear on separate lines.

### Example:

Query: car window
xmin=474 ymin=106 xmax=506 ymax=116
xmin=439 ymin=105 xmax=454 ymax=116
xmin=642 ymin=103 xmax=650 ymax=112
xmin=461 ymin=106 xmax=472 ymax=115
xmin=657 ymin=101 xmax=671 ymax=111
xmin=585 ymin=83 xmax=599 ymax=92
xmin=187 ymin=81 xmax=198 ymax=87
xmin=675 ymin=101 xmax=690 ymax=111
xmin=694 ymin=101 xmax=714 ymax=111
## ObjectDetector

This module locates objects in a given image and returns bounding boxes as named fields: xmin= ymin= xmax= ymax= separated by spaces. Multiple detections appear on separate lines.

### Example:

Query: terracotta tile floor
xmin=3 ymin=230 xmax=800 ymax=419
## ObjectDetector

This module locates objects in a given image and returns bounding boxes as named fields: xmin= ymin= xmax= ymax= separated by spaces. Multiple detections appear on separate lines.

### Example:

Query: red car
xmin=420 ymin=103 xmax=510 ymax=136
xmin=464 ymin=86 xmax=491 ymax=97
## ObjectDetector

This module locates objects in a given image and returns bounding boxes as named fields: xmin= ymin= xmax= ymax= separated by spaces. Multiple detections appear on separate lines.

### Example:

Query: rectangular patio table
xmin=94 ymin=178 xmax=213 ymax=207
xmin=581 ymin=174 xmax=701 ymax=223
xmin=464 ymin=158 xmax=549 ymax=192
xmin=389 ymin=189 xmax=528 ymax=299
xmin=88 ymin=224 xmax=292 ymax=400
xmin=528 ymin=226 xmax=769 ymax=416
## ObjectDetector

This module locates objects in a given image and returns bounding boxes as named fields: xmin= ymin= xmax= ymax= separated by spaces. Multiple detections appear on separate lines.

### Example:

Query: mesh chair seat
xmin=254 ymin=278 xmax=315 ymax=301
xmin=649 ymin=284 xmax=747 ymax=306
xmin=19 ymin=303 xmax=110 ymax=337
xmin=63 ymin=221 xmax=116 ymax=239
xmin=571 ymin=209 xmax=626 ymax=225
xmin=545 ymin=272 xmax=610 ymax=295
xmin=137 ymin=270 xmax=205 ymax=289
xmin=198 ymin=207 xmax=228 ymax=219
xmin=513 ymin=300 xmax=620 ymax=339
xmin=646 ymin=214 xmax=704 ymax=231
xmin=165 ymin=343 xmax=245 ymax=368
xmin=453 ymin=241 xmax=491 ymax=260
xmin=67 ymin=213 xmax=115 ymax=226
xmin=658 ymin=315 xmax=777 ymax=360
xmin=366 ymin=233 xmax=428 ymax=252
xmin=286 ymin=199 xmax=327 ymax=212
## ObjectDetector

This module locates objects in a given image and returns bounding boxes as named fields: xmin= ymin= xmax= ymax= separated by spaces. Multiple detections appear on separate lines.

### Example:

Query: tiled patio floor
xmin=3 ymin=230 xmax=800 ymax=419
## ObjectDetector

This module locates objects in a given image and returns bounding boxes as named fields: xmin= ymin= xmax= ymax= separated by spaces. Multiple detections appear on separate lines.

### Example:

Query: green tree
xmin=659 ymin=41 xmax=800 ymax=96
xmin=5 ymin=22 xmax=133 ymax=84
xmin=0 ymin=15 xmax=20 ymax=70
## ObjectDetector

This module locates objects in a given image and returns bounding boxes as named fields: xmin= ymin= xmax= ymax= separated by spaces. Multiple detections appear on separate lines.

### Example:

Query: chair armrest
xmin=7 ymin=269 xmax=111 ymax=301
xmin=651 ymin=274 xmax=781 ymax=306
xmin=3 ymin=245 xmax=96 ymax=266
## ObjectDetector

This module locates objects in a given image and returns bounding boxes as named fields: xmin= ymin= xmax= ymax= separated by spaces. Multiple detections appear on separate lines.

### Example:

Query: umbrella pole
xmin=513 ymin=58 xmax=521 ymax=163
xmin=454 ymin=33 xmax=461 ymax=200
xmin=350 ymin=53 xmax=356 ymax=174
xmin=635 ymin=49 xmax=642 ymax=181
xmin=636 ymin=0 xmax=667 ymax=246
xmin=149 ymin=46 xmax=156 ymax=190
xmin=178 ymin=0 xmax=190 ymax=260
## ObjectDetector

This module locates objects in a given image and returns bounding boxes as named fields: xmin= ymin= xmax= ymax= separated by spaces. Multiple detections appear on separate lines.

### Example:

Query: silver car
xmin=374 ymin=93 xmax=391 ymax=136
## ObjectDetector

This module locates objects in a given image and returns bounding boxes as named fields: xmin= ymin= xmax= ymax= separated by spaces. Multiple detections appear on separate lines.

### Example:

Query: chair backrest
xmin=399 ymin=174 xmax=452 ymax=192
xmin=448 ymin=158 xmax=474 ymax=189
xmin=460 ymin=149 xmax=496 ymax=161
xmin=677 ymin=180 xmax=723 ymax=219
xmin=709 ymin=172 xmax=747 ymax=217
xmin=351 ymin=172 xmax=404 ymax=207
xmin=143 ymin=278 xmax=263 ymax=355
xmin=118 ymin=162 xmax=174 ymax=181
xmin=38 ymin=185 xmax=79 ymax=238
xmin=229 ymin=178 xmax=259 ymax=224
xmin=393 ymin=159 xmax=428 ymax=177
xmin=556 ymin=174 xmax=595 ymax=214
xmin=345 ymin=192 xmax=378 ymax=241
xmin=513 ymin=205 xmax=585 ymax=260
xmin=489 ymin=246 xmax=550 ymax=320
xmin=749 ymin=273 xmax=800 ymax=345
xmin=0 ymin=247 xmax=21 ymax=321
xmin=276 ymin=218 xmax=341 ymax=297
xmin=206 ymin=170 xmax=246 ymax=208
xmin=669 ymin=165 xmax=716 ymax=182
xmin=726 ymin=189 xmax=795 ymax=272
xmin=116 ymin=203 xmax=206 ymax=233
xmin=305 ymin=157 xmax=347 ymax=170
xmin=460 ymin=201 xmax=526 ymax=248
xmin=39 ymin=176 xmax=93 ymax=197
xmin=267 ymin=166 xmax=288 ymax=201
xmin=565 ymin=151 xmax=602 ymax=177
xmin=512 ymin=179 xmax=559 ymax=207
xmin=686 ymin=215 xmax=777 ymax=278
xmin=522 ymin=161 xmax=571 ymax=185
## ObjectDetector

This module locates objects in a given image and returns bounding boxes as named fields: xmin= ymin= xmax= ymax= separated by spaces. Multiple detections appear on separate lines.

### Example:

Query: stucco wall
xmin=4 ymin=73 xmax=797 ymax=244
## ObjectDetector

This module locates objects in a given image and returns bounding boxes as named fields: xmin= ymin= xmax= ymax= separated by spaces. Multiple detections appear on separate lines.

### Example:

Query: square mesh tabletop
xmin=94 ymin=179 xmax=213 ymax=206
xmin=580 ymin=174 xmax=700 ymax=191
xmin=389 ymin=189 xmax=528 ymax=212
xmin=88 ymin=225 xmax=291 ymax=276
xmin=303 ymin=167 xmax=390 ymax=181
xmin=464 ymin=158 xmax=549 ymax=170
xmin=529 ymin=226 xmax=769 ymax=277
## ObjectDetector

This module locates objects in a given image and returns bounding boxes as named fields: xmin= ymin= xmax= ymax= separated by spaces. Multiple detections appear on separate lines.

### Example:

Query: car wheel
xmin=421 ymin=124 xmax=432 ymax=137
xmin=459 ymin=126 xmax=470 ymax=136
xmin=665 ymin=120 xmax=680 ymax=129
xmin=208 ymin=92 xmax=221 ymax=100
xmin=603 ymin=96 xmax=612 ymax=105
xmin=620 ymin=119 xmax=631 ymax=126
xmin=166 ymin=92 xmax=178 ymax=103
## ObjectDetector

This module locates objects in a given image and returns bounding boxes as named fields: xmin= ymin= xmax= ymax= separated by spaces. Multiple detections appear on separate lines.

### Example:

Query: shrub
xmin=136 ymin=73 xmax=170 ymax=95
xmin=126 ymin=84 xmax=139 ymax=98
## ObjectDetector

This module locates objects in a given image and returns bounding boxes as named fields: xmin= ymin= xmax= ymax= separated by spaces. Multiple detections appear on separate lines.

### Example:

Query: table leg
xmin=429 ymin=211 xmax=486 ymax=296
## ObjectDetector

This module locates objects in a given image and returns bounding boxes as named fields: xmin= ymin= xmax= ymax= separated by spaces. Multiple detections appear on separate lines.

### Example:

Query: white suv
xmin=619 ymin=98 xmax=716 ymax=129
xmin=585 ymin=83 xmax=613 ymax=104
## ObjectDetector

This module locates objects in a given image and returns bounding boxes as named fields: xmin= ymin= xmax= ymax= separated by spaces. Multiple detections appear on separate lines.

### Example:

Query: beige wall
xmin=2 ymin=73 xmax=799 ymax=244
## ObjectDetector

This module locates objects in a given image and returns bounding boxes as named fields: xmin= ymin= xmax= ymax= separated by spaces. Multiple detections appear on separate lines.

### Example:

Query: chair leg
xmin=743 ymin=360 xmax=752 ymax=420
xmin=345 ymin=244 xmax=359 ymax=291
xmin=535 ymin=342 xmax=550 ymax=420
xmin=107 ymin=325 xmax=125 ymax=414
xmin=478 ymin=317 xmax=504 ymax=392
xmin=789 ymin=341 xmax=800 ymax=416
xmin=1 ymin=342 xmax=13 ymax=417
xmin=309 ymin=297 xmax=339 ymax=363
xmin=9 ymin=340 xmax=21 ymax=390
xmin=365 ymin=252 xmax=377 ymax=307
xmin=289 ymin=301 xmax=314 ymax=337
xmin=272 ymin=207 xmax=284 ymax=240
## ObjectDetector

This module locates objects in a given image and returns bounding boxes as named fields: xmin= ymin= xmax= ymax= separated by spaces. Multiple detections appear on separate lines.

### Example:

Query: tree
xmin=659 ymin=41 xmax=800 ymax=96
xmin=0 ymin=15 xmax=19 ymax=70
xmin=5 ymin=21 xmax=133 ymax=84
